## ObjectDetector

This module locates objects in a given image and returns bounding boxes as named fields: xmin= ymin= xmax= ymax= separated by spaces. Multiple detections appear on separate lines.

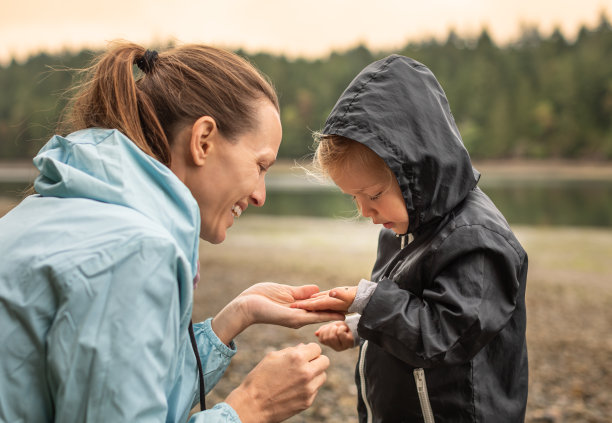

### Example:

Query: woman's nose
xmin=249 ymin=177 xmax=267 ymax=207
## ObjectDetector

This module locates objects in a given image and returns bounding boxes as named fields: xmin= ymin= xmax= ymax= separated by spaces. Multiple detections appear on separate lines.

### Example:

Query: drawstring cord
xmin=188 ymin=321 xmax=206 ymax=410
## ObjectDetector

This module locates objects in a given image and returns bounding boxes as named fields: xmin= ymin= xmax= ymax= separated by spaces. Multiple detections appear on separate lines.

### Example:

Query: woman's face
xmin=332 ymin=161 xmax=409 ymax=235
xmin=181 ymin=101 xmax=282 ymax=244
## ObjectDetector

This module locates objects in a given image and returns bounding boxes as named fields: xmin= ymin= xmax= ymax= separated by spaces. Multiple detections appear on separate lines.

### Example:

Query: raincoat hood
xmin=32 ymin=128 xmax=200 ymax=276
xmin=322 ymin=55 xmax=480 ymax=233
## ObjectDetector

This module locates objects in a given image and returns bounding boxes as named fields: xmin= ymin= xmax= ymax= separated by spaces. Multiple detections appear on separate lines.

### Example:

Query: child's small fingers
xmin=329 ymin=287 xmax=354 ymax=302
xmin=315 ymin=325 xmax=328 ymax=337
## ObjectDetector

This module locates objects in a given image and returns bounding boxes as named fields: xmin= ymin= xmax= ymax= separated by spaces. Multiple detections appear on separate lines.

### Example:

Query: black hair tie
xmin=135 ymin=49 xmax=159 ymax=74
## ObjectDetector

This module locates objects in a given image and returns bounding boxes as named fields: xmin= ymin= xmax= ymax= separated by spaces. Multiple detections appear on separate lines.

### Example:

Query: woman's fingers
xmin=286 ymin=308 xmax=346 ymax=327
xmin=226 ymin=342 xmax=330 ymax=422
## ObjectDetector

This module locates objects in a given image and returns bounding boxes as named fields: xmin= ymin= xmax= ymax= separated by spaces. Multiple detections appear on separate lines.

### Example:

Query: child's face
xmin=332 ymin=163 xmax=409 ymax=234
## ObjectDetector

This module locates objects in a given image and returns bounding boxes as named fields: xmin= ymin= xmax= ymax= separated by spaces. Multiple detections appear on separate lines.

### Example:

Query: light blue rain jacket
xmin=0 ymin=128 xmax=241 ymax=422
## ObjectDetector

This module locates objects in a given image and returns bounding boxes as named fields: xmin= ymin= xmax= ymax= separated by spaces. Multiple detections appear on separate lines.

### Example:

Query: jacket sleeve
xmin=182 ymin=319 xmax=241 ymax=422
xmin=46 ymin=237 xmax=238 ymax=423
xmin=167 ymin=318 xmax=239 ymax=422
xmin=358 ymin=225 xmax=527 ymax=368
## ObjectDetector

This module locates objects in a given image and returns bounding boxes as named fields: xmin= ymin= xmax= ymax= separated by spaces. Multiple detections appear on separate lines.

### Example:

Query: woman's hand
xmin=291 ymin=285 xmax=358 ymax=313
xmin=225 ymin=343 xmax=329 ymax=423
xmin=239 ymin=282 xmax=345 ymax=326
xmin=315 ymin=321 xmax=354 ymax=352
xmin=212 ymin=283 xmax=345 ymax=345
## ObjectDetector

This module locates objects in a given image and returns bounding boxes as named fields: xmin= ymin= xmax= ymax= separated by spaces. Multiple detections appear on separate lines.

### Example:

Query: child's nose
xmin=359 ymin=202 xmax=375 ymax=218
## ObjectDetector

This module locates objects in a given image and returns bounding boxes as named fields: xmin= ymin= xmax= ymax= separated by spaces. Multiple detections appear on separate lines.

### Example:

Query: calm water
xmin=247 ymin=177 xmax=612 ymax=228
xmin=2 ymin=178 xmax=612 ymax=227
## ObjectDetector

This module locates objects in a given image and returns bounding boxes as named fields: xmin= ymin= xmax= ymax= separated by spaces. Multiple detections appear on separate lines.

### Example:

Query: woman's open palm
xmin=238 ymin=283 xmax=345 ymax=328
xmin=291 ymin=286 xmax=358 ymax=313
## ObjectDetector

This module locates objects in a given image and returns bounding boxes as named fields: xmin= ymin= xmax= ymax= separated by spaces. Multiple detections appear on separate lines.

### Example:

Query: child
xmin=293 ymin=55 xmax=528 ymax=422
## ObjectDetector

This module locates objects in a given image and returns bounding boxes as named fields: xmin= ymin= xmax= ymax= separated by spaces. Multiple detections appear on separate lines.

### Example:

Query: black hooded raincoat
xmin=322 ymin=55 xmax=528 ymax=422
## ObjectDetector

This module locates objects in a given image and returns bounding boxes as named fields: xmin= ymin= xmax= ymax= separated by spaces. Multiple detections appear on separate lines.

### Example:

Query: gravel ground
xmin=1 ymin=198 xmax=609 ymax=422
xmin=195 ymin=216 xmax=612 ymax=423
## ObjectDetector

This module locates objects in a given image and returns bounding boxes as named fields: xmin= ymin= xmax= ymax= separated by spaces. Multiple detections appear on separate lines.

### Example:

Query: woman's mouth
xmin=383 ymin=222 xmax=393 ymax=229
xmin=231 ymin=204 xmax=243 ymax=218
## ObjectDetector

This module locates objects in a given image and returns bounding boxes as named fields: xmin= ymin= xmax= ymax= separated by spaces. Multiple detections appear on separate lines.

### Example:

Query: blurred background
xmin=1 ymin=1 xmax=611 ymax=422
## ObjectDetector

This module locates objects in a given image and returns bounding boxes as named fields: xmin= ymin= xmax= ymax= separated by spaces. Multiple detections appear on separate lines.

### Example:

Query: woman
xmin=0 ymin=42 xmax=343 ymax=422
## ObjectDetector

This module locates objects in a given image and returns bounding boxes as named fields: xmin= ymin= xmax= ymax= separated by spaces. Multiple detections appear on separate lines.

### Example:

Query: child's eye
xmin=369 ymin=192 xmax=382 ymax=201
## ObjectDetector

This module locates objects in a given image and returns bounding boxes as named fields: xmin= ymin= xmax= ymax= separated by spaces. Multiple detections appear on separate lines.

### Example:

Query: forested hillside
xmin=1 ymin=13 xmax=611 ymax=160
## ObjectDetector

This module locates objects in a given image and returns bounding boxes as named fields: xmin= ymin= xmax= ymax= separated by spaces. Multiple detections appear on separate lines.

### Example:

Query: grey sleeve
xmin=344 ymin=314 xmax=362 ymax=347
xmin=348 ymin=279 xmax=377 ymax=314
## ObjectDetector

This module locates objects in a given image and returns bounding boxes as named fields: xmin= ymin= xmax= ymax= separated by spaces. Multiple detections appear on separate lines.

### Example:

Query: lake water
xmin=248 ymin=173 xmax=612 ymax=228
xmin=2 ymin=171 xmax=612 ymax=227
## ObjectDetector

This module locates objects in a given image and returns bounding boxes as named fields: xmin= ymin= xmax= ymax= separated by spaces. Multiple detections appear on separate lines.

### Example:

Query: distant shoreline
xmin=274 ymin=159 xmax=612 ymax=181
xmin=1 ymin=158 xmax=611 ymax=184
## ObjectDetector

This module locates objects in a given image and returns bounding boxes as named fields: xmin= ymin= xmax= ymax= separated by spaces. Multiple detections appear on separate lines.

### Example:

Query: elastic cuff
xmin=213 ymin=403 xmax=242 ymax=422
xmin=197 ymin=318 xmax=237 ymax=358
xmin=348 ymin=279 xmax=377 ymax=314
xmin=344 ymin=314 xmax=361 ymax=347
xmin=190 ymin=402 xmax=242 ymax=422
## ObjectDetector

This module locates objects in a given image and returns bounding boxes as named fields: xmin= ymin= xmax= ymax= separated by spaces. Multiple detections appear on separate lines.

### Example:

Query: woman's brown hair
xmin=60 ymin=41 xmax=279 ymax=166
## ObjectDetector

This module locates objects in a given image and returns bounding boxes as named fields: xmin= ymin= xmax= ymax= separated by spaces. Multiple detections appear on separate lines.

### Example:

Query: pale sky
xmin=1 ymin=0 xmax=611 ymax=64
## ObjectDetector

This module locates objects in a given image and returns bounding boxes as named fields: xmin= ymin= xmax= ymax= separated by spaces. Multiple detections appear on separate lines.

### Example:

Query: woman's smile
xmin=231 ymin=203 xmax=245 ymax=218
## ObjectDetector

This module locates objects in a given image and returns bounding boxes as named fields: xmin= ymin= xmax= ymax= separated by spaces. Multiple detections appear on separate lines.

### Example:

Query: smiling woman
xmin=170 ymin=100 xmax=282 ymax=244
xmin=0 ymin=41 xmax=342 ymax=423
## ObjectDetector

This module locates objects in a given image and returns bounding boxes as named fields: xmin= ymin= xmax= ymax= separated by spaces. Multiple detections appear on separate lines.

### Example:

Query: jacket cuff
xmin=344 ymin=314 xmax=361 ymax=347
xmin=189 ymin=402 xmax=242 ymax=422
xmin=198 ymin=318 xmax=237 ymax=358
xmin=348 ymin=279 xmax=377 ymax=314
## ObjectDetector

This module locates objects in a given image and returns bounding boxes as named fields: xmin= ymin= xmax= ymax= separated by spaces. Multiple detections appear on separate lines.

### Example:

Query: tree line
xmin=1 ymin=13 xmax=611 ymax=161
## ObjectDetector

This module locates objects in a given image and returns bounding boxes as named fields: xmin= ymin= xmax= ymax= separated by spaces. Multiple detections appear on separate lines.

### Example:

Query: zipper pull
xmin=413 ymin=368 xmax=436 ymax=423
xmin=396 ymin=233 xmax=414 ymax=249
xmin=414 ymin=368 xmax=426 ymax=392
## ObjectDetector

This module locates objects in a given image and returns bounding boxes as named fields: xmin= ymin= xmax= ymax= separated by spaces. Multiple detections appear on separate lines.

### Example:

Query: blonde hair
xmin=312 ymin=134 xmax=395 ymax=184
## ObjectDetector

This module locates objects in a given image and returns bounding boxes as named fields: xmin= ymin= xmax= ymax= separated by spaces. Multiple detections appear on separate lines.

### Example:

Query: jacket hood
xmin=33 ymin=128 xmax=200 ymax=276
xmin=322 ymin=55 xmax=479 ymax=233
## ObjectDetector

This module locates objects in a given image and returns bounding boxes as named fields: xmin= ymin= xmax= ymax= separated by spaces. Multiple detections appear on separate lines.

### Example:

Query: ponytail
xmin=60 ymin=41 xmax=278 ymax=167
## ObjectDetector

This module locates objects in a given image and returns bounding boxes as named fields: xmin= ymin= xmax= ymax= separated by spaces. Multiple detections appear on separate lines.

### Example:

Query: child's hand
xmin=315 ymin=321 xmax=354 ymax=351
xmin=291 ymin=286 xmax=358 ymax=313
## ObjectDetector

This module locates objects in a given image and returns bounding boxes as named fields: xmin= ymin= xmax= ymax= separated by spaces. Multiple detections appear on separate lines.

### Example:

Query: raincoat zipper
xmin=414 ymin=368 xmax=435 ymax=423
xmin=358 ymin=340 xmax=373 ymax=423
xmin=395 ymin=233 xmax=414 ymax=249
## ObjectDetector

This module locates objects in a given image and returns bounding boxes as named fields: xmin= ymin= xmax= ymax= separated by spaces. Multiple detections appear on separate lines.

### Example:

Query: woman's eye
xmin=369 ymin=192 xmax=382 ymax=201
xmin=258 ymin=164 xmax=267 ymax=173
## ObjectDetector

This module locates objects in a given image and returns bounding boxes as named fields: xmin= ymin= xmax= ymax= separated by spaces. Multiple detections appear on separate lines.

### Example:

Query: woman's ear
xmin=190 ymin=116 xmax=218 ymax=166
